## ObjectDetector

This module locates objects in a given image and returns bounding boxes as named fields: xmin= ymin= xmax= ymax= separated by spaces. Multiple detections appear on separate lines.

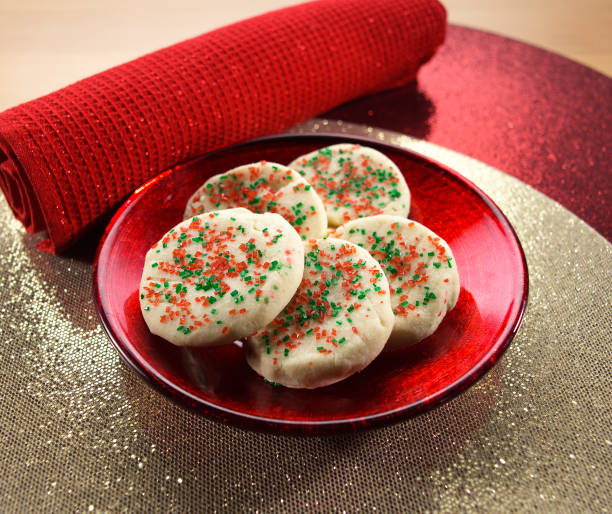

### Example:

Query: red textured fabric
xmin=0 ymin=0 xmax=446 ymax=253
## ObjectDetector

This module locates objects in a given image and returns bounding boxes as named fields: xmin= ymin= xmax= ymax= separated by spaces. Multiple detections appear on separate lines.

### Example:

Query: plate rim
xmin=93 ymin=132 xmax=529 ymax=435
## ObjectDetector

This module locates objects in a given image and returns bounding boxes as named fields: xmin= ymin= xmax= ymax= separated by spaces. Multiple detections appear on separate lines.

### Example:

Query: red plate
xmin=94 ymin=134 xmax=528 ymax=434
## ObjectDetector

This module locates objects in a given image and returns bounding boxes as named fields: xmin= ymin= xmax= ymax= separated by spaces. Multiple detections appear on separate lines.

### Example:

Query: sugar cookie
xmin=332 ymin=216 xmax=460 ymax=348
xmin=246 ymin=238 xmax=394 ymax=388
xmin=288 ymin=144 xmax=410 ymax=226
xmin=184 ymin=161 xmax=327 ymax=240
xmin=140 ymin=208 xmax=304 ymax=346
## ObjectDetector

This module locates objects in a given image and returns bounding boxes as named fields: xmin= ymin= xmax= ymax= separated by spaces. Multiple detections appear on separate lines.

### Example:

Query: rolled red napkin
xmin=0 ymin=0 xmax=446 ymax=252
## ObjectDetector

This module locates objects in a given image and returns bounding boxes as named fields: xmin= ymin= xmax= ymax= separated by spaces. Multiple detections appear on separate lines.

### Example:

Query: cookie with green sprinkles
xmin=332 ymin=216 xmax=460 ymax=348
xmin=245 ymin=238 xmax=394 ymax=389
xmin=139 ymin=208 xmax=304 ymax=346
xmin=288 ymin=144 xmax=410 ymax=227
xmin=184 ymin=161 xmax=327 ymax=240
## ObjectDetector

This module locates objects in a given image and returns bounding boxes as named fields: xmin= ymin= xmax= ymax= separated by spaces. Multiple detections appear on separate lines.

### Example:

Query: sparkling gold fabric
xmin=0 ymin=120 xmax=610 ymax=512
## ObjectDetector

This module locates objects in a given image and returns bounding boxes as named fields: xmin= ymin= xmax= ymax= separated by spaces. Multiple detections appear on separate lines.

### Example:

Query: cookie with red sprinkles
xmin=139 ymin=208 xmax=304 ymax=346
xmin=288 ymin=144 xmax=410 ymax=227
xmin=184 ymin=161 xmax=327 ymax=240
xmin=245 ymin=238 xmax=394 ymax=389
xmin=332 ymin=216 xmax=460 ymax=348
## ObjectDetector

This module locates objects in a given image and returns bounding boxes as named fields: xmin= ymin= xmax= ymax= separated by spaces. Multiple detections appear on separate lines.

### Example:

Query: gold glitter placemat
xmin=0 ymin=120 xmax=610 ymax=512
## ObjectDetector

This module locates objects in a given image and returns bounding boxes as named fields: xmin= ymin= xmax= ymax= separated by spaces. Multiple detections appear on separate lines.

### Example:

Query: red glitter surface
xmin=326 ymin=25 xmax=612 ymax=240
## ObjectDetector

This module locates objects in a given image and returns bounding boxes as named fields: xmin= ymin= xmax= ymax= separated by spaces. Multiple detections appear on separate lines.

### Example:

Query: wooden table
xmin=1 ymin=0 xmax=611 ymax=111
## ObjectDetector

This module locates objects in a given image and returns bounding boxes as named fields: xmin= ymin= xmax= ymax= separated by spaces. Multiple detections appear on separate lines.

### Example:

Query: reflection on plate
xmin=93 ymin=134 xmax=528 ymax=434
